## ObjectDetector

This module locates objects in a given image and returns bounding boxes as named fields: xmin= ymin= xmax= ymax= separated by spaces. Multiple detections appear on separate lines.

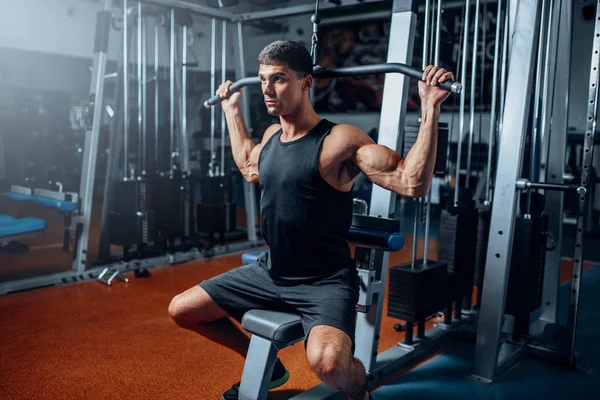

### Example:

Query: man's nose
xmin=263 ymin=81 xmax=274 ymax=95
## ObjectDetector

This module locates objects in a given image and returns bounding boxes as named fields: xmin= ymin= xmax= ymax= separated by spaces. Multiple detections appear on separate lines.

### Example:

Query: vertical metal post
xmin=72 ymin=0 xmax=113 ymax=272
xmin=169 ymin=9 xmax=175 ymax=174
xmin=533 ymin=0 xmax=569 ymax=337
xmin=498 ymin=4 xmax=510 ymax=147
xmin=181 ymin=24 xmax=190 ymax=173
xmin=424 ymin=0 xmax=439 ymax=266
xmin=471 ymin=0 xmax=541 ymax=383
xmin=567 ymin=0 xmax=600 ymax=367
xmin=154 ymin=17 xmax=159 ymax=173
xmin=221 ymin=20 xmax=227 ymax=176
xmin=486 ymin=0 xmax=503 ymax=203
xmin=466 ymin=0 xmax=480 ymax=186
xmin=235 ymin=22 xmax=258 ymax=243
xmin=358 ymin=0 xmax=417 ymax=372
xmin=123 ymin=0 xmax=129 ymax=180
xmin=416 ymin=0 xmax=430 ymax=268
xmin=98 ymin=2 xmax=127 ymax=262
xmin=423 ymin=0 xmax=430 ymax=72
xmin=428 ymin=0 xmax=436 ymax=63
xmin=527 ymin=0 xmax=549 ymax=214
xmin=434 ymin=0 xmax=441 ymax=65
xmin=210 ymin=18 xmax=217 ymax=176
xmin=454 ymin=0 xmax=470 ymax=205
xmin=137 ymin=2 xmax=143 ymax=177
xmin=411 ymin=198 xmax=420 ymax=268
xmin=426 ymin=0 xmax=443 ymax=265
xmin=368 ymin=5 xmax=417 ymax=218
xmin=142 ymin=15 xmax=147 ymax=176
xmin=539 ymin=0 xmax=558 ymax=179
xmin=508 ymin=0 xmax=518 ymax=53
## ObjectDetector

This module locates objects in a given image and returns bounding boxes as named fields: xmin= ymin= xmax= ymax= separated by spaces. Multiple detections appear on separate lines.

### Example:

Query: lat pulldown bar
xmin=203 ymin=63 xmax=462 ymax=108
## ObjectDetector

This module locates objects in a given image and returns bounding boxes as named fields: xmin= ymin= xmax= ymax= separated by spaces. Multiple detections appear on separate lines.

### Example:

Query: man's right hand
xmin=216 ymin=80 xmax=242 ymax=113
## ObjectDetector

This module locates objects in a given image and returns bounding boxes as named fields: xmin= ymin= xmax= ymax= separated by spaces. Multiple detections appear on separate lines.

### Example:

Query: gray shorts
xmin=199 ymin=252 xmax=360 ymax=347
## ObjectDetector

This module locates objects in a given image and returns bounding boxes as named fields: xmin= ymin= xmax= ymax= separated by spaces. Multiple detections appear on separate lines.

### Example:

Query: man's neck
xmin=278 ymin=99 xmax=321 ymax=141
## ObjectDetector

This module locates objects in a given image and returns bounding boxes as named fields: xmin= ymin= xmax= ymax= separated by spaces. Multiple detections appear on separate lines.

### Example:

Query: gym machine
xmin=203 ymin=1 xmax=471 ymax=399
xmin=472 ymin=0 xmax=598 ymax=383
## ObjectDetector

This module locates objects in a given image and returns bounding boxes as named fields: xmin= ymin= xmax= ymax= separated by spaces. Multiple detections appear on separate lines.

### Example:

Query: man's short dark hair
xmin=257 ymin=40 xmax=313 ymax=78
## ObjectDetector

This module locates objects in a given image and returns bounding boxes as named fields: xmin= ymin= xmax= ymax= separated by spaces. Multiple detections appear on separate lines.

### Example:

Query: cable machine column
xmin=355 ymin=0 xmax=418 ymax=372
xmin=471 ymin=0 xmax=542 ymax=383
xmin=234 ymin=21 xmax=258 ymax=243
xmin=72 ymin=0 xmax=113 ymax=273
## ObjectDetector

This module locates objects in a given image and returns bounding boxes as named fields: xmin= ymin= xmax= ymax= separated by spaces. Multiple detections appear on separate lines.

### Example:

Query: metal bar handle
xmin=204 ymin=63 xmax=462 ymax=108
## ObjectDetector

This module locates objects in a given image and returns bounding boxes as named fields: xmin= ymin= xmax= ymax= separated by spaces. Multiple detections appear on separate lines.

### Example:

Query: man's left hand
xmin=418 ymin=65 xmax=454 ymax=106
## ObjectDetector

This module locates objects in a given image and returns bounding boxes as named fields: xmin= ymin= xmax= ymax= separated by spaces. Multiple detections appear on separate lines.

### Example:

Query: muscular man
xmin=169 ymin=40 xmax=453 ymax=400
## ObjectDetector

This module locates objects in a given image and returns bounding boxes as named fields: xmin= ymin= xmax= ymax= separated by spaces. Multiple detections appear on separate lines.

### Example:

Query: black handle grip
xmin=204 ymin=77 xmax=260 ymax=108
xmin=204 ymin=63 xmax=461 ymax=108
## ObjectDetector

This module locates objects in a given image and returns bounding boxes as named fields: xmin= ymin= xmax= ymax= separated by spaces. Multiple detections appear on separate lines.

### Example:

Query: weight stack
xmin=108 ymin=179 xmax=157 ymax=247
xmin=403 ymin=122 xmax=449 ymax=175
xmin=195 ymin=175 xmax=237 ymax=234
xmin=152 ymin=173 xmax=195 ymax=240
xmin=474 ymin=204 xmax=491 ymax=306
xmin=505 ymin=214 xmax=548 ymax=336
xmin=387 ymin=259 xmax=448 ymax=322
xmin=438 ymin=205 xmax=478 ymax=303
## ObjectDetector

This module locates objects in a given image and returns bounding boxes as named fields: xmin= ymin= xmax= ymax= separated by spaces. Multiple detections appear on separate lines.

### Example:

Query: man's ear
xmin=303 ymin=75 xmax=313 ymax=91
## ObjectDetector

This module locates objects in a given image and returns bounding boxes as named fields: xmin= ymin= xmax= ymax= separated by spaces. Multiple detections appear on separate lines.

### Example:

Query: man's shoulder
xmin=260 ymin=124 xmax=282 ymax=145
xmin=329 ymin=123 xmax=362 ymax=138
xmin=328 ymin=123 xmax=373 ymax=148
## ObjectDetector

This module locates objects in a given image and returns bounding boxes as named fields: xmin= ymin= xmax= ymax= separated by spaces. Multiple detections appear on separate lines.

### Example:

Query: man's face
xmin=258 ymin=63 xmax=308 ymax=116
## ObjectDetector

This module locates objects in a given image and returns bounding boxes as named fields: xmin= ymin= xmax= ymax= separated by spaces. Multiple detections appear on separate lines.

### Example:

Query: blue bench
xmin=0 ymin=215 xmax=46 ymax=247
xmin=237 ymin=215 xmax=404 ymax=400
xmin=3 ymin=191 xmax=77 ymax=213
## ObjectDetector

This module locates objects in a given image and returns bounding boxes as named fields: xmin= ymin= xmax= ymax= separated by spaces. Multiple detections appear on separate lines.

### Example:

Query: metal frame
xmin=234 ymin=21 xmax=259 ymax=243
xmin=566 ymin=0 xmax=600 ymax=367
xmin=146 ymin=0 xmax=235 ymax=20
xmin=234 ymin=0 xmax=389 ymax=22
xmin=532 ymin=0 xmax=570 ymax=337
xmin=471 ymin=0 xmax=542 ymax=383
xmin=71 ymin=0 xmax=113 ymax=274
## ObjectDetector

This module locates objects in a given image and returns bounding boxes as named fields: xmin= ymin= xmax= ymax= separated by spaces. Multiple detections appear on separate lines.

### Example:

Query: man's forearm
xmin=224 ymin=108 xmax=255 ymax=172
xmin=402 ymin=102 xmax=440 ymax=195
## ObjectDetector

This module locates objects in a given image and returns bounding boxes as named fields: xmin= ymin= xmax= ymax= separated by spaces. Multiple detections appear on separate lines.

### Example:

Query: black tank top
xmin=258 ymin=119 xmax=354 ymax=284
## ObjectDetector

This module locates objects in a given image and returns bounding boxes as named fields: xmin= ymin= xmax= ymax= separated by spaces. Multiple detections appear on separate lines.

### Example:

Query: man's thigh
xmin=281 ymin=268 xmax=359 ymax=349
xmin=199 ymin=262 xmax=284 ymax=322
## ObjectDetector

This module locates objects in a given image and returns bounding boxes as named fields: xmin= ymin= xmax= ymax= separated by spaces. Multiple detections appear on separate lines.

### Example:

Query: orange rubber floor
xmin=0 ymin=235 xmax=587 ymax=400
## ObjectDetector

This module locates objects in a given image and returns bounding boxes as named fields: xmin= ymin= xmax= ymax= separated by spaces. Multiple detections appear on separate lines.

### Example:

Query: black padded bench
xmin=237 ymin=215 xmax=404 ymax=400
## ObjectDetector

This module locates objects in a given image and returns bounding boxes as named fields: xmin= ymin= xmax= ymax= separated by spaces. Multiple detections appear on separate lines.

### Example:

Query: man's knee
xmin=306 ymin=326 xmax=353 ymax=380
xmin=307 ymin=345 xmax=346 ymax=379
xmin=168 ymin=285 xmax=227 ymax=327
xmin=169 ymin=294 xmax=185 ymax=325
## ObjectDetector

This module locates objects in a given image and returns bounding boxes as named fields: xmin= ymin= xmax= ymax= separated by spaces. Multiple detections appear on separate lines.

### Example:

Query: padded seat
xmin=0 ymin=215 xmax=16 ymax=225
xmin=242 ymin=310 xmax=304 ymax=344
xmin=30 ymin=196 xmax=77 ymax=212
xmin=2 ymin=192 xmax=77 ymax=212
xmin=346 ymin=226 xmax=404 ymax=251
xmin=3 ymin=192 xmax=32 ymax=202
xmin=0 ymin=217 xmax=46 ymax=239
